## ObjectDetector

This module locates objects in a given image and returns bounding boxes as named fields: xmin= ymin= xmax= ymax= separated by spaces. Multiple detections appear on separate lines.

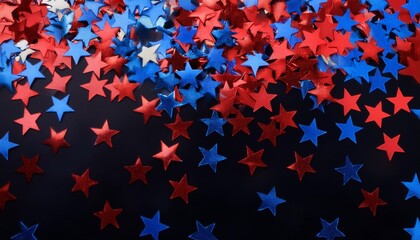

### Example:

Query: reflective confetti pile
xmin=0 ymin=0 xmax=420 ymax=239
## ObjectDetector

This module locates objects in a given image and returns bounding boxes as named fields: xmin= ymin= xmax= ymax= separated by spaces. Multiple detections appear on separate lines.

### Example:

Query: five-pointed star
xmin=401 ymin=173 xmax=420 ymax=200
xmin=238 ymin=146 xmax=266 ymax=176
xmin=169 ymin=174 xmax=197 ymax=204
xmin=94 ymin=200 xmax=123 ymax=230
xmin=165 ymin=114 xmax=193 ymax=140
xmin=359 ymin=188 xmax=387 ymax=216
xmin=257 ymin=187 xmax=286 ymax=216
xmin=377 ymin=133 xmax=404 ymax=161
xmin=43 ymin=128 xmax=70 ymax=153
xmin=81 ymin=74 xmax=108 ymax=100
xmin=124 ymin=156 xmax=152 ymax=184
xmin=12 ymin=81 xmax=38 ymax=106
xmin=0 ymin=182 xmax=16 ymax=210
xmin=72 ymin=168 xmax=98 ymax=198
xmin=365 ymin=101 xmax=390 ymax=128
xmin=90 ymin=120 xmax=120 ymax=147
xmin=16 ymin=155 xmax=43 ymax=182
xmin=153 ymin=141 xmax=182 ymax=170
xmin=138 ymin=44 xmax=160 ymax=66
xmin=14 ymin=108 xmax=41 ymax=135
xmin=386 ymin=88 xmax=413 ymax=114
xmin=287 ymin=152 xmax=316 ymax=181
xmin=133 ymin=96 xmax=161 ymax=123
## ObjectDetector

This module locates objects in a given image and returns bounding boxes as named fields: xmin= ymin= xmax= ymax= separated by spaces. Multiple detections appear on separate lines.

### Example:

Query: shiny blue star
xmin=402 ymin=0 xmax=420 ymax=19
xmin=198 ymin=144 xmax=226 ymax=173
xmin=382 ymin=54 xmax=405 ymax=80
xmin=402 ymin=173 xmax=420 ymax=200
xmin=201 ymin=111 xmax=227 ymax=136
xmin=335 ymin=10 xmax=357 ymax=32
xmin=46 ymin=95 xmax=74 ymax=122
xmin=189 ymin=221 xmax=217 ymax=240
xmin=143 ymin=1 xmax=166 ymax=24
xmin=299 ymin=119 xmax=326 ymax=146
xmin=11 ymin=221 xmax=38 ymax=240
xmin=335 ymin=156 xmax=363 ymax=185
xmin=176 ymin=26 xmax=197 ymax=45
xmin=64 ymin=40 xmax=90 ymax=64
xmin=199 ymin=76 xmax=221 ymax=99
xmin=112 ymin=9 xmax=136 ymax=32
xmin=366 ymin=0 xmax=388 ymax=12
xmin=212 ymin=21 xmax=235 ymax=47
xmin=140 ymin=211 xmax=169 ymax=240
xmin=205 ymin=48 xmax=226 ymax=73
xmin=271 ymin=18 xmax=298 ymax=42
xmin=156 ymin=92 xmax=181 ymax=118
xmin=179 ymin=86 xmax=204 ymax=110
xmin=369 ymin=69 xmax=390 ymax=93
xmin=336 ymin=116 xmax=362 ymax=143
xmin=242 ymin=52 xmax=269 ymax=76
xmin=257 ymin=187 xmax=286 ymax=216
xmin=18 ymin=61 xmax=45 ymax=86
xmin=405 ymin=218 xmax=420 ymax=240
xmin=317 ymin=218 xmax=345 ymax=240
xmin=176 ymin=62 xmax=201 ymax=88
xmin=0 ymin=132 xmax=18 ymax=160
xmin=74 ymin=25 xmax=98 ymax=47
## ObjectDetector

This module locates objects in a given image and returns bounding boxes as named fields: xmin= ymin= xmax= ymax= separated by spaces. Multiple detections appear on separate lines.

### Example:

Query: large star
xmin=404 ymin=218 xmax=420 ymax=240
xmin=140 ymin=211 xmax=169 ymax=239
xmin=336 ymin=116 xmax=363 ymax=143
xmin=299 ymin=119 xmax=326 ymax=146
xmin=316 ymin=218 xmax=345 ymax=240
xmin=201 ymin=111 xmax=227 ymax=136
xmin=14 ymin=108 xmax=41 ymax=135
xmin=90 ymin=120 xmax=120 ymax=147
xmin=257 ymin=187 xmax=286 ymax=216
xmin=43 ymin=128 xmax=70 ymax=153
xmin=11 ymin=221 xmax=38 ymax=240
xmin=46 ymin=95 xmax=74 ymax=122
xmin=198 ymin=144 xmax=226 ymax=173
xmin=153 ymin=141 xmax=182 ymax=170
xmin=376 ymin=133 xmax=404 ymax=161
xmin=72 ymin=168 xmax=98 ymax=198
xmin=401 ymin=173 xmax=420 ymax=200
xmin=335 ymin=156 xmax=363 ymax=185
xmin=287 ymin=152 xmax=316 ymax=181
xmin=169 ymin=174 xmax=197 ymax=204
xmin=94 ymin=200 xmax=123 ymax=230
xmin=359 ymin=188 xmax=387 ymax=216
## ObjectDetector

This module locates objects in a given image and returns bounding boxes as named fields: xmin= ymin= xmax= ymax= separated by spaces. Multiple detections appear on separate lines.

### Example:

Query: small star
xmin=11 ymin=221 xmax=38 ymax=240
xmin=16 ymin=155 xmax=43 ymax=183
xmin=336 ymin=116 xmax=363 ymax=143
xmin=0 ymin=132 xmax=19 ymax=160
xmin=335 ymin=156 xmax=363 ymax=185
xmin=64 ymin=40 xmax=90 ymax=64
xmin=11 ymin=81 xmax=38 ymax=106
xmin=250 ymin=86 xmax=276 ymax=112
xmin=316 ymin=218 xmax=345 ymax=240
xmin=404 ymin=218 xmax=420 ymax=240
xmin=189 ymin=221 xmax=217 ymax=240
xmin=242 ymin=51 xmax=269 ymax=76
xmin=299 ymin=119 xmax=326 ymax=146
xmin=169 ymin=174 xmax=197 ymax=204
xmin=0 ymin=181 xmax=16 ymax=210
xmin=140 ymin=211 xmax=169 ymax=240
xmin=153 ymin=141 xmax=182 ymax=170
xmin=46 ymin=95 xmax=74 ymax=122
xmin=134 ymin=96 xmax=161 ymax=124
xmin=201 ymin=111 xmax=227 ymax=136
xmin=14 ymin=108 xmax=41 ymax=135
xmin=365 ymin=101 xmax=390 ymax=128
xmin=238 ymin=146 xmax=266 ymax=176
xmin=18 ymin=61 xmax=45 ymax=86
xmin=288 ymin=152 xmax=316 ymax=181
xmin=156 ymin=92 xmax=182 ymax=118
xmin=72 ymin=168 xmax=98 ymax=198
xmin=401 ymin=173 xmax=420 ymax=200
xmin=84 ymin=52 xmax=107 ymax=77
xmin=377 ymin=133 xmax=404 ymax=161
xmin=81 ymin=74 xmax=107 ymax=101
xmin=359 ymin=188 xmax=387 ymax=216
xmin=138 ymin=44 xmax=160 ymax=66
xmin=94 ymin=200 xmax=123 ymax=230
xmin=165 ymin=114 xmax=193 ymax=140
xmin=199 ymin=144 xmax=226 ymax=173
xmin=43 ymin=128 xmax=70 ymax=153
xmin=90 ymin=120 xmax=120 ymax=147
xmin=387 ymin=88 xmax=413 ymax=114
xmin=257 ymin=187 xmax=286 ymax=216
xmin=124 ymin=156 xmax=152 ymax=184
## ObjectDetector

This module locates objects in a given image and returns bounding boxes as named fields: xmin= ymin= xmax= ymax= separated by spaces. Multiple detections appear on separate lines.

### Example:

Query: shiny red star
xmin=0 ymin=182 xmax=16 ymax=210
xmin=359 ymin=188 xmax=387 ymax=216
xmin=165 ymin=114 xmax=193 ymax=140
xmin=43 ymin=128 xmax=70 ymax=153
xmin=153 ymin=141 xmax=182 ymax=170
xmin=124 ymin=156 xmax=152 ymax=184
xmin=287 ymin=152 xmax=316 ymax=181
xmin=91 ymin=120 xmax=120 ymax=147
xmin=72 ymin=168 xmax=98 ymax=198
xmin=94 ymin=200 xmax=123 ymax=230
xmin=238 ymin=146 xmax=266 ymax=176
xmin=16 ymin=155 xmax=43 ymax=182
xmin=169 ymin=174 xmax=197 ymax=204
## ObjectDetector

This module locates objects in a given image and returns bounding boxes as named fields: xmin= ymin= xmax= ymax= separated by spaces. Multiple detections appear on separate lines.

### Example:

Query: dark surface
xmin=0 ymin=58 xmax=419 ymax=240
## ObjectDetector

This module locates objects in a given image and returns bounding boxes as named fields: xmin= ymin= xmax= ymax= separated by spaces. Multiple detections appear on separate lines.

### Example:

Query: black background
xmin=0 ymin=57 xmax=419 ymax=240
